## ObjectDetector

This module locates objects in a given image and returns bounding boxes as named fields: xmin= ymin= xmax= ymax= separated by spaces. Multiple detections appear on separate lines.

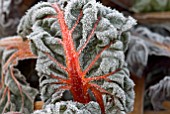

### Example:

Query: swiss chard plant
xmin=0 ymin=0 xmax=136 ymax=114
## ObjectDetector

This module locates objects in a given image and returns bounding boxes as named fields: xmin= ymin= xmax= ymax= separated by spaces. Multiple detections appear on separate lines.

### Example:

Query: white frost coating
xmin=78 ymin=0 xmax=98 ymax=50
xmin=33 ymin=101 xmax=101 ymax=114
xmin=36 ymin=51 xmax=53 ymax=75
xmin=28 ymin=31 xmax=52 ymax=53
xmin=121 ymin=16 xmax=137 ymax=32
xmin=17 ymin=2 xmax=56 ymax=37
xmin=18 ymin=0 xmax=136 ymax=114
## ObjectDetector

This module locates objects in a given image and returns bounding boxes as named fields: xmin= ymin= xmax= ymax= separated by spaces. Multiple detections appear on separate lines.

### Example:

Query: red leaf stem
xmin=86 ymin=68 xmax=121 ymax=82
xmin=44 ymin=52 xmax=68 ymax=73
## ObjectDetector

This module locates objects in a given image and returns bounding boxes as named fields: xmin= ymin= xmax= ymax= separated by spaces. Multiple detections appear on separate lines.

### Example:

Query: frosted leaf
xmin=126 ymin=37 xmax=148 ymax=76
xmin=126 ymin=26 xmax=170 ymax=76
xmin=103 ymin=64 xmax=135 ymax=113
xmin=17 ymin=2 xmax=56 ymax=37
xmin=121 ymin=17 xmax=137 ymax=32
xmin=0 ymin=48 xmax=38 ymax=114
xmin=0 ymin=0 xmax=30 ymax=37
xmin=28 ymin=31 xmax=52 ymax=53
xmin=18 ymin=0 xmax=136 ymax=114
xmin=32 ymin=101 xmax=101 ymax=114
xmin=147 ymin=76 xmax=170 ymax=110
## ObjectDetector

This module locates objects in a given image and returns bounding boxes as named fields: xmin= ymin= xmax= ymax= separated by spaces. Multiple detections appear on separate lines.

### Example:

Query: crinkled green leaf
xmin=18 ymin=0 xmax=136 ymax=113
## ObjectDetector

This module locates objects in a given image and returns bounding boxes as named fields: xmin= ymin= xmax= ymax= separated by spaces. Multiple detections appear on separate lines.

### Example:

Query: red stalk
xmin=46 ymin=3 xmax=121 ymax=114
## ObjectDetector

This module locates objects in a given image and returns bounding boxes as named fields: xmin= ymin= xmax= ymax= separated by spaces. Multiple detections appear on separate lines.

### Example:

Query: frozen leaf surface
xmin=18 ymin=0 xmax=136 ymax=114
xmin=33 ymin=101 xmax=101 ymax=114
